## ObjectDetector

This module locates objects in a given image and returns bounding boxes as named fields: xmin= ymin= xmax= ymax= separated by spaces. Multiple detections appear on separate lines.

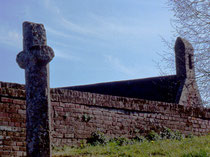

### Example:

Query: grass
xmin=53 ymin=134 xmax=210 ymax=157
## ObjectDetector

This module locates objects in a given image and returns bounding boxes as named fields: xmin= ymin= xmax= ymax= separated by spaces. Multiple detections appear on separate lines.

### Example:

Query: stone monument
xmin=16 ymin=21 xmax=54 ymax=157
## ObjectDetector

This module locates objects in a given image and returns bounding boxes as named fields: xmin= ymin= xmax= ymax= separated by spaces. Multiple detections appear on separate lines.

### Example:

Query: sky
xmin=0 ymin=0 xmax=174 ymax=88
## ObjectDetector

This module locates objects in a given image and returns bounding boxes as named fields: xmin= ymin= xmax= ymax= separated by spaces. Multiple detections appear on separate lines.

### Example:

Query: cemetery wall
xmin=0 ymin=81 xmax=210 ymax=156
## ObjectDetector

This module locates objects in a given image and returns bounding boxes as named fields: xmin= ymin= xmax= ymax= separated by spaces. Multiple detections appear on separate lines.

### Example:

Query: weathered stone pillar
xmin=175 ymin=37 xmax=202 ymax=106
xmin=16 ymin=21 xmax=54 ymax=157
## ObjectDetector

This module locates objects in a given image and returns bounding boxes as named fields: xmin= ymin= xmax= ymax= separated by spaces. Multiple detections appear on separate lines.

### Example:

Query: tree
xmin=159 ymin=0 xmax=209 ymax=106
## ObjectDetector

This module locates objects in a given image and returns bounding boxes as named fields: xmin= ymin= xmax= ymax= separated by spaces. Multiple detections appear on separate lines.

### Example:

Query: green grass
xmin=53 ymin=134 xmax=210 ymax=157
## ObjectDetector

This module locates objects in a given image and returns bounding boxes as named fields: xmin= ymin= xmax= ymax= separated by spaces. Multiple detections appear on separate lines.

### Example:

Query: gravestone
xmin=16 ymin=21 xmax=54 ymax=157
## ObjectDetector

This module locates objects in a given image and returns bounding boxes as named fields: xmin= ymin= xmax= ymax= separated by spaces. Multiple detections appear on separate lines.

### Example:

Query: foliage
xmin=160 ymin=127 xmax=183 ymax=140
xmin=81 ymin=114 xmax=92 ymax=122
xmin=86 ymin=131 xmax=108 ymax=146
xmin=79 ymin=140 xmax=87 ymax=149
xmin=112 ymin=137 xmax=132 ymax=146
xmin=133 ymin=135 xmax=146 ymax=143
xmin=174 ymin=130 xmax=184 ymax=140
xmin=182 ymin=149 xmax=208 ymax=157
xmin=160 ymin=127 xmax=174 ymax=139
xmin=186 ymin=133 xmax=194 ymax=139
xmin=145 ymin=130 xmax=161 ymax=141
xmin=53 ymin=134 xmax=210 ymax=157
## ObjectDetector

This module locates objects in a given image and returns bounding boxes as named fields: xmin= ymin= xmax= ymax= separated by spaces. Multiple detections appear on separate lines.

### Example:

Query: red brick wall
xmin=0 ymin=82 xmax=26 ymax=157
xmin=0 ymin=81 xmax=210 ymax=156
xmin=51 ymin=88 xmax=210 ymax=146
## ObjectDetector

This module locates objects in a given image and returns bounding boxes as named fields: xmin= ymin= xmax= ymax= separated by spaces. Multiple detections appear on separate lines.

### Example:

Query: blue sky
xmin=0 ymin=0 xmax=174 ymax=88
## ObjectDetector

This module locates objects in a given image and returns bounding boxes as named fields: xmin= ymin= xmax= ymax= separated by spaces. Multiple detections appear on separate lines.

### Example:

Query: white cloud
xmin=53 ymin=48 xmax=81 ymax=61
xmin=61 ymin=18 xmax=98 ymax=36
xmin=104 ymin=55 xmax=139 ymax=77
xmin=41 ymin=1 xmax=169 ymax=43
xmin=43 ymin=0 xmax=60 ymax=14
xmin=0 ymin=30 xmax=22 ymax=49
xmin=56 ymin=13 xmax=167 ymax=43
xmin=46 ymin=26 xmax=88 ymax=43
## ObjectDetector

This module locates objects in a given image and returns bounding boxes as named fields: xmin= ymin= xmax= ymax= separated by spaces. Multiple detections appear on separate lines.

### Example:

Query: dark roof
xmin=61 ymin=75 xmax=183 ymax=103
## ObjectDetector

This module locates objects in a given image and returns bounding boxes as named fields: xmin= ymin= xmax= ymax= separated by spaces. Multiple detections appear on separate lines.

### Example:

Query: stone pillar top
xmin=175 ymin=37 xmax=194 ymax=54
xmin=23 ymin=21 xmax=47 ymax=51
xmin=175 ymin=37 xmax=195 ymax=79
xmin=16 ymin=21 xmax=54 ymax=69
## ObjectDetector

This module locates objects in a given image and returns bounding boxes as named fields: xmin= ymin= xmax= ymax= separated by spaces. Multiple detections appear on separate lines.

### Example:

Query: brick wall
xmin=0 ymin=82 xmax=26 ymax=157
xmin=0 ymin=81 xmax=210 ymax=156
xmin=51 ymin=88 xmax=210 ymax=146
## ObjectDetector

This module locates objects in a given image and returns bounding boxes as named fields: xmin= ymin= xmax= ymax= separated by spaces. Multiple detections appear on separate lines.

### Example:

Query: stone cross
xmin=16 ymin=21 xmax=54 ymax=157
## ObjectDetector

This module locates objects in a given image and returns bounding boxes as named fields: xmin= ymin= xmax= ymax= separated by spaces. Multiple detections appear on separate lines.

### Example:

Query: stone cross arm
xmin=16 ymin=21 xmax=54 ymax=69
xmin=17 ymin=45 xmax=54 ymax=69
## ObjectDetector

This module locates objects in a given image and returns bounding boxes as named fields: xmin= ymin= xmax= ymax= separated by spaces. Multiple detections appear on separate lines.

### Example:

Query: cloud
xmin=53 ymin=48 xmax=81 ymax=61
xmin=46 ymin=26 xmax=89 ymax=43
xmin=0 ymin=30 xmax=22 ymax=49
xmin=41 ymin=1 xmax=169 ymax=43
xmin=89 ymin=13 xmax=171 ymax=38
xmin=61 ymin=17 xmax=99 ymax=36
xmin=43 ymin=0 xmax=60 ymax=14
xmin=59 ymin=15 xmax=128 ymax=38
xmin=56 ymin=13 xmax=167 ymax=43
xmin=104 ymin=55 xmax=139 ymax=77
